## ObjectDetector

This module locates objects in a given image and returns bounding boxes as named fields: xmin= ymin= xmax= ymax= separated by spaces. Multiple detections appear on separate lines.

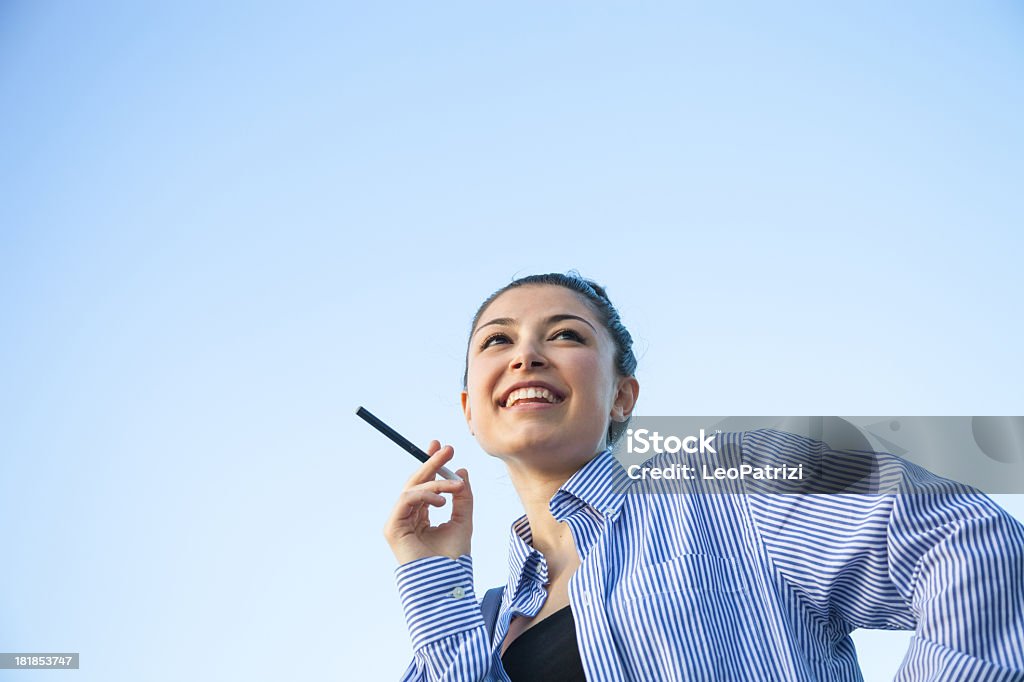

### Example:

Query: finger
xmin=407 ymin=478 xmax=465 ymax=496
xmin=449 ymin=468 xmax=474 ymax=523
xmin=391 ymin=489 xmax=448 ymax=521
xmin=406 ymin=490 xmax=447 ymax=508
xmin=404 ymin=444 xmax=456 ymax=488
xmin=413 ymin=499 xmax=430 ymax=529
xmin=403 ymin=445 xmax=454 ymax=487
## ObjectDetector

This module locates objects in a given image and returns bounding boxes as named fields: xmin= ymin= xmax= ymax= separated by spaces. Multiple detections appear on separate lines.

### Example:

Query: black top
xmin=500 ymin=606 xmax=586 ymax=681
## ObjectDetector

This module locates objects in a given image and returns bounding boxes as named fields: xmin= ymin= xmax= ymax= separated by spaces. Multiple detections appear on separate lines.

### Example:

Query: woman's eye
xmin=479 ymin=329 xmax=584 ymax=349
xmin=551 ymin=329 xmax=585 ymax=342
xmin=480 ymin=333 xmax=511 ymax=349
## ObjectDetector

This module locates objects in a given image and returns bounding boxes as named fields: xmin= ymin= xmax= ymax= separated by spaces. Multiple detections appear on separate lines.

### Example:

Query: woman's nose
xmin=510 ymin=344 xmax=547 ymax=370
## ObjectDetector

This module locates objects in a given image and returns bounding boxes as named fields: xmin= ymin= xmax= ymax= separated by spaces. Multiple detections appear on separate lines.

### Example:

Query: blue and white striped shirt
xmin=395 ymin=429 xmax=1024 ymax=680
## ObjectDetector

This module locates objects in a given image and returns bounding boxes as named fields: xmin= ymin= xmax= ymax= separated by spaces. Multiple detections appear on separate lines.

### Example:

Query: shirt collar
xmin=505 ymin=447 xmax=629 ymax=595
xmin=550 ymin=446 xmax=629 ymax=523
xmin=506 ymin=516 xmax=548 ymax=597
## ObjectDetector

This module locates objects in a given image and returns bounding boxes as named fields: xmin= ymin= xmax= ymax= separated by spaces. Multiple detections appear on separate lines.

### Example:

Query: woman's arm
xmin=743 ymin=429 xmax=1024 ymax=680
xmin=395 ymin=555 xmax=491 ymax=681
xmin=384 ymin=441 xmax=492 ymax=681
xmin=885 ymin=488 xmax=1024 ymax=679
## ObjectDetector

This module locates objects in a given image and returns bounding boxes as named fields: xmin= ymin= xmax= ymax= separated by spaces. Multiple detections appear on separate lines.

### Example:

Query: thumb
xmin=451 ymin=468 xmax=473 ymax=519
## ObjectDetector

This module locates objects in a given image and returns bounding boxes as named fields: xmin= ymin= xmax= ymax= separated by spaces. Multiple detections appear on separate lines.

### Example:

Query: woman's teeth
xmin=505 ymin=387 xmax=563 ymax=407
xmin=501 ymin=385 xmax=565 ymax=405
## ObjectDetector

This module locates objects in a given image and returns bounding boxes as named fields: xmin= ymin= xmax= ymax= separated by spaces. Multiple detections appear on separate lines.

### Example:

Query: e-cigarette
xmin=356 ymin=406 xmax=463 ymax=482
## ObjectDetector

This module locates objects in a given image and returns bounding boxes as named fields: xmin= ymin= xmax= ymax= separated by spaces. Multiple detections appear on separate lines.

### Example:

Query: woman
xmin=384 ymin=272 xmax=1024 ymax=681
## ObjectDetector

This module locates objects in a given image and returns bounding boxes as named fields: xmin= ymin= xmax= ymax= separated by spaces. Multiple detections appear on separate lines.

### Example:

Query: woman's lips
xmin=502 ymin=399 xmax=563 ymax=411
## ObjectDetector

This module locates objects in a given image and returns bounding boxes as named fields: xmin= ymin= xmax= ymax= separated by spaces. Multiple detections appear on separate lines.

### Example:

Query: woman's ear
xmin=610 ymin=376 xmax=639 ymax=422
xmin=460 ymin=390 xmax=474 ymax=435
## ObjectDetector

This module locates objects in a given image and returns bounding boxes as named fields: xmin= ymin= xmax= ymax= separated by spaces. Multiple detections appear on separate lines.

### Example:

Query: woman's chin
xmin=491 ymin=428 xmax=590 ymax=461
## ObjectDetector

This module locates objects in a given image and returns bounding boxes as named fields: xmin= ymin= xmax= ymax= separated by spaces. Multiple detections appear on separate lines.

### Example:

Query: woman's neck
xmin=505 ymin=458 xmax=587 ymax=565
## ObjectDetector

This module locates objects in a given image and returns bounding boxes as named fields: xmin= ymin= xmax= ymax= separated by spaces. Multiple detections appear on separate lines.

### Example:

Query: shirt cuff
xmin=395 ymin=555 xmax=484 ymax=651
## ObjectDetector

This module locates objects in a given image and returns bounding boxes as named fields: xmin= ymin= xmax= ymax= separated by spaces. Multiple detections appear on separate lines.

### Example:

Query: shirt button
xmin=450 ymin=586 xmax=466 ymax=599
xmin=580 ymin=591 xmax=592 ymax=607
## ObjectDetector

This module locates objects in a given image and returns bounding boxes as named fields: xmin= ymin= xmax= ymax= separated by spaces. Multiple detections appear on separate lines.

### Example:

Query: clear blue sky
xmin=1 ymin=2 xmax=1022 ymax=680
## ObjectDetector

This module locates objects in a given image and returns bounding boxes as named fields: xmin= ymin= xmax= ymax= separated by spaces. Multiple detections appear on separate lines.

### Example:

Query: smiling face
xmin=461 ymin=284 xmax=638 ymax=475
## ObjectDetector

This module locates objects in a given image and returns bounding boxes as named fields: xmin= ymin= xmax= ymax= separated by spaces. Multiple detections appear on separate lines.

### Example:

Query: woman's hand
xmin=383 ymin=440 xmax=473 ymax=565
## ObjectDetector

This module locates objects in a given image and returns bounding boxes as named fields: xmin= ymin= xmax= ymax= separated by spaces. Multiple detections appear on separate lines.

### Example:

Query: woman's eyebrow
xmin=473 ymin=314 xmax=597 ymax=336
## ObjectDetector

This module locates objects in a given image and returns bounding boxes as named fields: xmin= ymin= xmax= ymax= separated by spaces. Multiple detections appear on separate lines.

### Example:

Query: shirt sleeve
xmin=394 ymin=555 xmax=493 ymax=681
xmin=743 ymin=429 xmax=1024 ymax=681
